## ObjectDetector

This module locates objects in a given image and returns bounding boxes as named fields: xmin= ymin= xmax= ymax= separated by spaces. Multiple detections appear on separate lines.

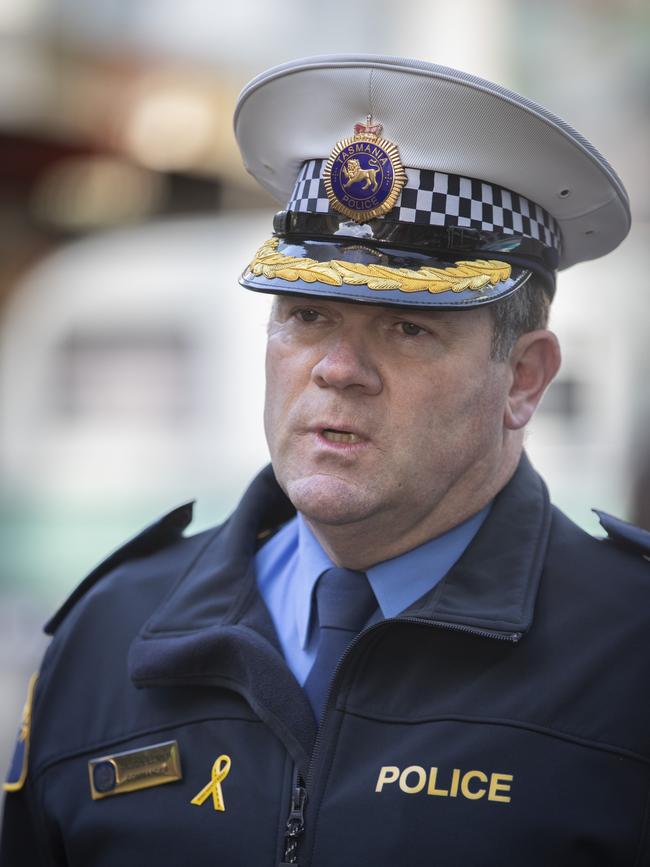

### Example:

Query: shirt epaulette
xmin=593 ymin=509 xmax=650 ymax=559
xmin=44 ymin=501 xmax=194 ymax=636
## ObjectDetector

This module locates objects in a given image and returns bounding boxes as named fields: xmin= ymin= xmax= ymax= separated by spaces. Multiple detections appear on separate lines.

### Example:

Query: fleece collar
xmin=128 ymin=454 xmax=551 ymax=770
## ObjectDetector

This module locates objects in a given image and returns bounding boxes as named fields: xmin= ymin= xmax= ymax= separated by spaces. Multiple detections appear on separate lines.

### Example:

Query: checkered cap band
xmin=288 ymin=159 xmax=561 ymax=252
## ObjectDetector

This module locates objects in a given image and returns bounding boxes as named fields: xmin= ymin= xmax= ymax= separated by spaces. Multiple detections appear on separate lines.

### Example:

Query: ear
xmin=504 ymin=330 xmax=561 ymax=430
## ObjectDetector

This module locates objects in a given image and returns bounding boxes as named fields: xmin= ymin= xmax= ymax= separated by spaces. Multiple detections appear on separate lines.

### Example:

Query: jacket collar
xmin=128 ymin=466 xmax=319 ymax=772
xmin=128 ymin=454 xmax=551 ymax=769
xmin=404 ymin=452 xmax=552 ymax=636
xmin=136 ymin=452 xmax=549 ymax=637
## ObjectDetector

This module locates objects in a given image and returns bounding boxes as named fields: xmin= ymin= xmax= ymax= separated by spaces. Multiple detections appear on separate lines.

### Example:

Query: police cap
xmin=235 ymin=55 xmax=630 ymax=309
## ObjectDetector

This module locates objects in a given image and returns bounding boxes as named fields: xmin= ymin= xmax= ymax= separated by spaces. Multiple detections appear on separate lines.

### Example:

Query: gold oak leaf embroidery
xmin=247 ymin=238 xmax=511 ymax=295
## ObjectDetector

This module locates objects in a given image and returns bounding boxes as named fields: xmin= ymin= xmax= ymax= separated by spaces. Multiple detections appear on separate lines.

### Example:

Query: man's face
xmin=264 ymin=295 xmax=512 ymax=536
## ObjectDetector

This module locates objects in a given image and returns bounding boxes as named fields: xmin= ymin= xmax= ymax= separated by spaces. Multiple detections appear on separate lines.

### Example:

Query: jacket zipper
xmin=281 ymin=615 xmax=521 ymax=866
xmin=281 ymin=765 xmax=307 ymax=865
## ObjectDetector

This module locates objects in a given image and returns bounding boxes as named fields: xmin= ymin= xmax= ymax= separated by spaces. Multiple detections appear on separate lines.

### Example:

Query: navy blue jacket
xmin=2 ymin=455 xmax=650 ymax=866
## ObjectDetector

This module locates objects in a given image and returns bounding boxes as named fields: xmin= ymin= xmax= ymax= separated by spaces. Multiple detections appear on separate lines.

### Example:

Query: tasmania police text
xmin=337 ymin=142 xmax=390 ymax=163
xmin=375 ymin=766 xmax=514 ymax=803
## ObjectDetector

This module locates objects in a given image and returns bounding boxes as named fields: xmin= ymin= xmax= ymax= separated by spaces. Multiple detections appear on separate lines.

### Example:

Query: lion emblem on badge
xmin=341 ymin=158 xmax=380 ymax=193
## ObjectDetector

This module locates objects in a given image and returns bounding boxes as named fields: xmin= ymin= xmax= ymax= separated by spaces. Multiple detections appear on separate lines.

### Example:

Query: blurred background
xmin=1 ymin=0 xmax=648 ymax=789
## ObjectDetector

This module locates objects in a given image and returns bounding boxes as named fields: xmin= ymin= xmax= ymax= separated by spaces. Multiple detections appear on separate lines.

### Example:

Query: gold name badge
xmin=88 ymin=740 xmax=182 ymax=801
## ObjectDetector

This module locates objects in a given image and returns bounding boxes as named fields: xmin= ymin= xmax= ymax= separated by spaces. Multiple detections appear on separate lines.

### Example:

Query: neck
xmin=303 ymin=445 xmax=523 ymax=570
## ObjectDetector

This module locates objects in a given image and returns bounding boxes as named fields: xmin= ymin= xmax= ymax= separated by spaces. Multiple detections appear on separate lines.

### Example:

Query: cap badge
xmin=323 ymin=116 xmax=407 ymax=222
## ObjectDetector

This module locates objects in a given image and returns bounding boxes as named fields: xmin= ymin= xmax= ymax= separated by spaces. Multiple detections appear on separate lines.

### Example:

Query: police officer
xmin=2 ymin=56 xmax=650 ymax=867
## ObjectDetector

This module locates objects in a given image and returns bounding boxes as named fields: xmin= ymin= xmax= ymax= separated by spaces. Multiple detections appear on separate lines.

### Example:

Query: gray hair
xmin=488 ymin=275 xmax=551 ymax=361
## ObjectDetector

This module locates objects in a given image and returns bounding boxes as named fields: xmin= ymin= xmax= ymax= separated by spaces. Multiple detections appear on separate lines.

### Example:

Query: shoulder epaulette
xmin=44 ymin=502 xmax=194 ymax=636
xmin=593 ymin=509 xmax=650 ymax=558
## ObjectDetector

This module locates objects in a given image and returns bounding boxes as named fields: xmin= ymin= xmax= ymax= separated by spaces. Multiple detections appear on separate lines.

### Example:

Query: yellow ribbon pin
xmin=190 ymin=755 xmax=231 ymax=812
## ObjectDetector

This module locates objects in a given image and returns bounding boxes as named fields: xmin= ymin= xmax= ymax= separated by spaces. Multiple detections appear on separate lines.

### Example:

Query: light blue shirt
xmin=255 ymin=506 xmax=490 ymax=686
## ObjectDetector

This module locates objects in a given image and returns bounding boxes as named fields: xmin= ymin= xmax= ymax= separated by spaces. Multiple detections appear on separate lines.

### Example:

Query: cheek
xmin=263 ymin=346 xmax=285 ymax=448
xmin=263 ymin=341 xmax=312 ymax=448
xmin=464 ymin=368 xmax=509 ymax=436
xmin=393 ymin=366 xmax=506 ymax=444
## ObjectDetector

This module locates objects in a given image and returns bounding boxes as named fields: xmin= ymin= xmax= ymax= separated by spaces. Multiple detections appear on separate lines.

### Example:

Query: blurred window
xmin=538 ymin=376 xmax=583 ymax=420
xmin=50 ymin=329 xmax=194 ymax=424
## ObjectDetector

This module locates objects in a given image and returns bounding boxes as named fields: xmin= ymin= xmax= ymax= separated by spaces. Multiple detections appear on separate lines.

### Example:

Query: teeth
xmin=322 ymin=429 xmax=361 ymax=444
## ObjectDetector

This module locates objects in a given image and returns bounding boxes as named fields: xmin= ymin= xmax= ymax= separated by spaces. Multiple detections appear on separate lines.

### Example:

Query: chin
xmin=284 ymin=473 xmax=377 ymax=526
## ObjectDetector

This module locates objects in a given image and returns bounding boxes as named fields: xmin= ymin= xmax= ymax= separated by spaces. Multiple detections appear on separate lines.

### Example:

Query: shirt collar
xmin=295 ymin=505 xmax=490 ymax=648
xmin=366 ymin=506 xmax=491 ymax=618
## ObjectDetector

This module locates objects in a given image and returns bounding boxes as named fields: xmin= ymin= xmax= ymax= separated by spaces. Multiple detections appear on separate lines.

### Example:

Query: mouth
xmin=321 ymin=428 xmax=363 ymax=445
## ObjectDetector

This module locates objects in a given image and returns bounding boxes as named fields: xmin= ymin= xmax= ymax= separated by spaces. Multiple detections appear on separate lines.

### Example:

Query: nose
xmin=311 ymin=331 xmax=382 ymax=394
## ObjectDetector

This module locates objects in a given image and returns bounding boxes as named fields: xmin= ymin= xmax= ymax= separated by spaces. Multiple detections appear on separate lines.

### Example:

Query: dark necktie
xmin=303 ymin=567 xmax=377 ymax=721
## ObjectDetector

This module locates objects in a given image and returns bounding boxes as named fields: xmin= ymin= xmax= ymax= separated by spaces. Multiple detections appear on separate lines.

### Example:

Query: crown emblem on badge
xmin=323 ymin=116 xmax=407 ymax=222
xmin=353 ymin=116 xmax=384 ymax=138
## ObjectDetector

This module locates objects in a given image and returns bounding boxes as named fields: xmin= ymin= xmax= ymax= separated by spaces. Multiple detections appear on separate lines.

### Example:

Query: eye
xmin=293 ymin=307 xmax=322 ymax=323
xmin=399 ymin=321 xmax=427 ymax=337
